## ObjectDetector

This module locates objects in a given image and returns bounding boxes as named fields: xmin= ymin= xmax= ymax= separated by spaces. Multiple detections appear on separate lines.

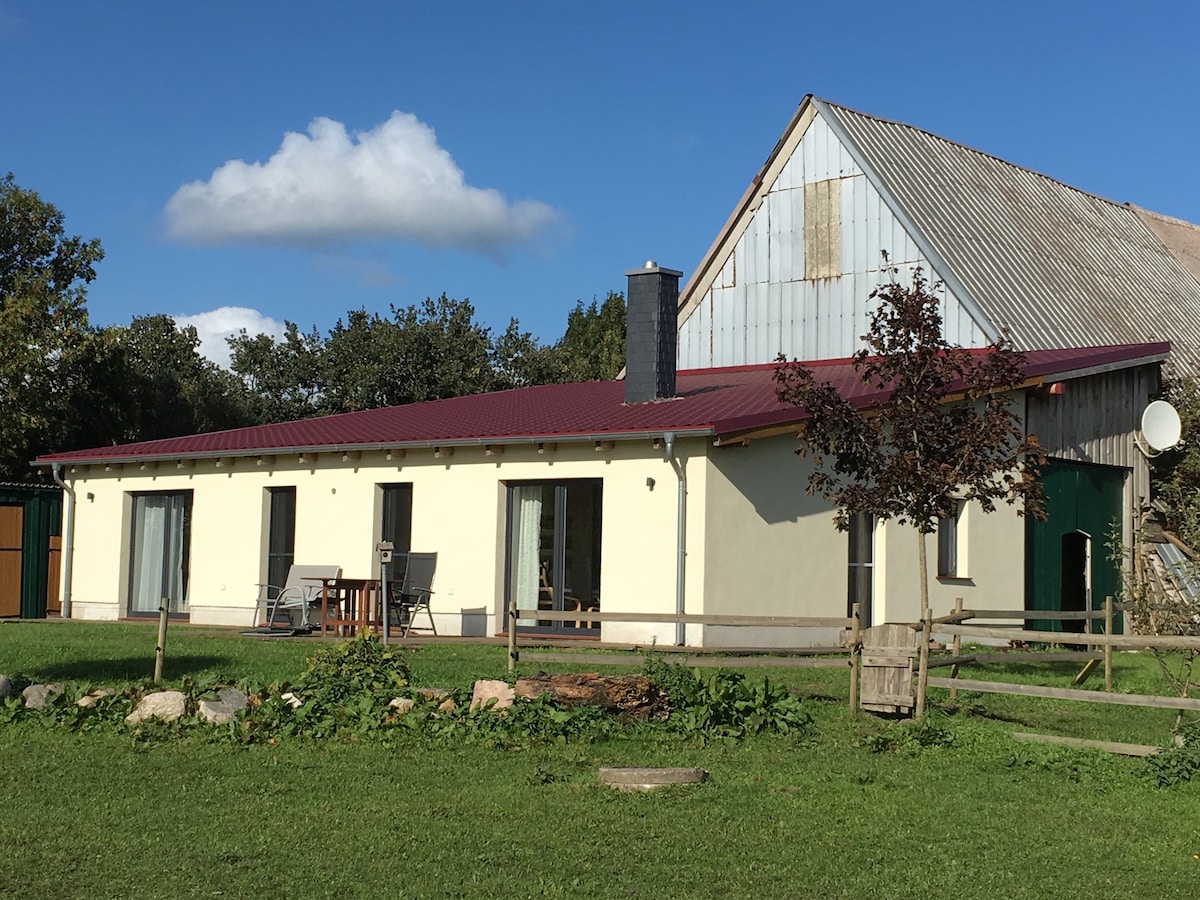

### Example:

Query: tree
xmin=0 ymin=173 xmax=104 ymax=477
xmin=553 ymin=291 xmax=626 ymax=382
xmin=228 ymin=322 xmax=326 ymax=423
xmin=773 ymin=263 xmax=1045 ymax=617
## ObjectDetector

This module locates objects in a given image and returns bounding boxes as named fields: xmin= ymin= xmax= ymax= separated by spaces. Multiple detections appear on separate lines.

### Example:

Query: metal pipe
xmin=663 ymin=433 xmax=686 ymax=646
xmin=50 ymin=463 xmax=75 ymax=619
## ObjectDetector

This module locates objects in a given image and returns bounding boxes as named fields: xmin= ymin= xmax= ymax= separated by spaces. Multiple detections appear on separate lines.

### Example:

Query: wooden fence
xmin=506 ymin=600 xmax=865 ymax=710
xmin=915 ymin=596 xmax=1200 ymax=729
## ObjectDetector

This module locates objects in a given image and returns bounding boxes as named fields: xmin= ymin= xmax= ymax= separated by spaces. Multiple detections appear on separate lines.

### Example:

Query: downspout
xmin=50 ymin=463 xmax=74 ymax=619
xmin=663 ymin=433 xmax=686 ymax=646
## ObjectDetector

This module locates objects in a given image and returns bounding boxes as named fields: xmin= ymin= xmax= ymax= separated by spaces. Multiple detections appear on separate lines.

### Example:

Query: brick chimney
xmin=624 ymin=261 xmax=681 ymax=404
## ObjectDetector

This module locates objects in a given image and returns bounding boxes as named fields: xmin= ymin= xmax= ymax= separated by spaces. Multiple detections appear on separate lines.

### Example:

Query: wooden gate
xmin=859 ymin=623 xmax=918 ymax=714
xmin=46 ymin=535 xmax=62 ymax=617
xmin=0 ymin=505 xmax=22 ymax=618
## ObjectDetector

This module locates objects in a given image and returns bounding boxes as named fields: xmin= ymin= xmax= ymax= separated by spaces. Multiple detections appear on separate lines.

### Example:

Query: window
xmin=847 ymin=511 xmax=874 ymax=627
xmin=128 ymin=491 xmax=192 ymax=616
xmin=937 ymin=502 xmax=964 ymax=578
xmin=506 ymin=480 xmax=602 ymax=633
xmin=266 ymin=487 xmax=296 ymax=597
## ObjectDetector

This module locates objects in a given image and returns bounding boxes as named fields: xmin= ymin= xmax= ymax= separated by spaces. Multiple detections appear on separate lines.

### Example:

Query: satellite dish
xmin=1140 ymin=400 xmax=1182 ymax=453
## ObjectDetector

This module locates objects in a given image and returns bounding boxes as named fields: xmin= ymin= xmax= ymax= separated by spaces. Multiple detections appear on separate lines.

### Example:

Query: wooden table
xmin=314 ymin=577 xmax=383 ymax=636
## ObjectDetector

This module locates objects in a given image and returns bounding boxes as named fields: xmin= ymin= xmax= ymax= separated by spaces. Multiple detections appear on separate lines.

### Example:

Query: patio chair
xmin=389 ymin=552 xmax=437 ymax=636
xmin=252 ymin=564 xmax=342 ymax=633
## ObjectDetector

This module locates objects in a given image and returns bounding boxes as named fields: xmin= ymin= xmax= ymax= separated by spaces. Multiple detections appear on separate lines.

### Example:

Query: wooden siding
xmin=0 ymin=505 xmax=22 ymax=617
xmin=678 ymin=111 xmax=990 ymax=369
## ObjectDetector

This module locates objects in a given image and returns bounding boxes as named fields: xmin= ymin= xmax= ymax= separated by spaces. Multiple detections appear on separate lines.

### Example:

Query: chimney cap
xmin=625 ymin=261 xmax=683 ymax=277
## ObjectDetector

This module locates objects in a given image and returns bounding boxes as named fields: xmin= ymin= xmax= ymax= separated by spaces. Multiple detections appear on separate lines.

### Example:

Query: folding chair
xmin=389 ymin=552 xmax=437 ymax=636
xmin=252 ymin=564 xmax=342 ymax=632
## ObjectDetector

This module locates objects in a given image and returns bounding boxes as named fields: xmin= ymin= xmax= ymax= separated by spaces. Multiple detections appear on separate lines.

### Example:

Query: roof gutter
xmin=50 ymin=463 xmax=74 ymax=619
xmin=37 ymin=429 xmax=717 ymax=469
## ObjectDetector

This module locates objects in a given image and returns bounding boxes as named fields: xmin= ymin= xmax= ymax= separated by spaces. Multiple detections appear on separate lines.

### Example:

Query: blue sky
xmin=3 ymin=1 xmax=1199 ymax=365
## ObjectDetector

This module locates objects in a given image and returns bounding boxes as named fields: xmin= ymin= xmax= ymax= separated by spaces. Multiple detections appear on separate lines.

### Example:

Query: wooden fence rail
xmin=506 ymin=600 xmax=863 ymax=711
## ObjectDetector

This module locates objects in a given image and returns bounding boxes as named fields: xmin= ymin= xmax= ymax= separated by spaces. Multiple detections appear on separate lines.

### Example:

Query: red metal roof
xmin=34 ymin=343 xmax=1168 ymax=465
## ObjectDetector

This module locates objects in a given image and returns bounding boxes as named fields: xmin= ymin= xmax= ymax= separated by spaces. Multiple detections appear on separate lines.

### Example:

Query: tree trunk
xmin=514 ymin=673 xmax=669 ymax=718
xmin=917 ymin=526 xmax=930 ymax=616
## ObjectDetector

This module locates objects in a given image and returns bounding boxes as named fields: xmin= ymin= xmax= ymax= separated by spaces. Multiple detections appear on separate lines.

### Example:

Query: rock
xmin=22 ymin=683 xmax=64 ymax=709
xmin=416 ymin=687 xmax=450 ymax=702
xmin=0 ymin=674 xmax=12 ymax=698
xmin=437 ymin=698 xmax=457 ymax=713
xmin=198 ymin=688 xmax=248 ymax=725
xmin=470 ymin=679 xmax=515 ymax=711
xmin=515 ymin=673 xmax=668 ymax=718
xmin=388 ymin=697 xmax=415 ymax=714
xmin=280 ymin=692 xmax=303 ymax=709
xmin=77 ymin=688 xmax=116 ymax=708
xmin=599 ymin=767 xmax=708 ymax=791
xmin=125 ymin=690 xmax=188 ymax=724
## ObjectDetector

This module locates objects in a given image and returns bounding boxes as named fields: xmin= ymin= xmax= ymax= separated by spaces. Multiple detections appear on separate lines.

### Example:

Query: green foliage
xmin=294 ymin=633 xmax=411 ymax=703
xmin=1143 ymin=720 xmax=1200 ymax=787
xmin=863 ymin=715 xmax=956 ymax=755
xmin=643 ymin=656 xmax=813 ymax=738
xmin=553 ymin=291 xmax=626 ymax=382
xmin=0 ymin=173 xmax=103 ymax=475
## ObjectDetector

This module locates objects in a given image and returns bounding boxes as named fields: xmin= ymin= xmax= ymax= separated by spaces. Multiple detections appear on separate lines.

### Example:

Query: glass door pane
xmin=129 ymin=492 xmax=191 ymax=615
xmin=507 ymin=480 xmax=601 ymax=633
xmin=266 ymin=487 xmax=296 ymax=598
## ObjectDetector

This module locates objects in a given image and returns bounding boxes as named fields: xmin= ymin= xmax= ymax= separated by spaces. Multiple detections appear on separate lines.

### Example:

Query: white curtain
xmin=510 ymin=486 xmax=543 ymax=627
xmin=129 ymin=494 xmax=189 ymax=614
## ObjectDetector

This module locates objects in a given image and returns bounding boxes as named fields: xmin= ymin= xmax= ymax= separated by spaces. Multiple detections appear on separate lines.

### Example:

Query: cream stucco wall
xmin=62 ymin=441 xmax=691 ymax=636
xmin=702 ymin=436 xmax=850 ymax=647
xmin=703 ymin=433 xmax=1032 ymax=645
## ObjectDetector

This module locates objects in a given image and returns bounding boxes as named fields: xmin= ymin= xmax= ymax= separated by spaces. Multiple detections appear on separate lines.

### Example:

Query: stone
xmin=22 ymin=683 xmax=64 ymax=709
xmin=416 ymin=687 xmax=450 ymax=702
xmin=470 ymin=679 xmax=515 ymax=711
xmin=388 ymin=697 xmax=415 ymax=714
xmin=0 ymin=674 xmax=12 ymax=698
xmin=280 ymin=692 xmax=303 ymax=709
xmin=125 ymin=690 xmax=188 ymax=724
xmin=198 ymin=687 xmax=248 ymax=725
xmin=599 ymin=767 xmax=708 ymax=791
xmin=77 ymin=688 xmax=116 ymax=708
xmin=437 ymin=698 xmax=456 ymax=713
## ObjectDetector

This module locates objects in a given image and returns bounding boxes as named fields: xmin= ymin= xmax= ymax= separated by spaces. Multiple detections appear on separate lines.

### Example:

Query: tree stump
xmin=514 ymin=673 xmax=669 ymax=718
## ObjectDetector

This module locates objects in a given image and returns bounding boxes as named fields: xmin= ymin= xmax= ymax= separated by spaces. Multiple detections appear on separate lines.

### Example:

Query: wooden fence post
xmin=153 ymin=601 xmax=169 ymax=684
xmin=1104 ymin=595 xmax=1113 ymax=692
xmin=915 ymin=609 xmax=932 ymax=719
xmin=949 ymin=597 xmax=963 ymax=702
xmin=507 ymin=597 xmax=519 ymax=673
xmin=848 ymin=602 xmax=861 ymax=714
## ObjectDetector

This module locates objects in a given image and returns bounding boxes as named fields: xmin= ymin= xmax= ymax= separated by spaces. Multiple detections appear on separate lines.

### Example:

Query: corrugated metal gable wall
xmin=678 ymin=112 xmax=990 ymax=368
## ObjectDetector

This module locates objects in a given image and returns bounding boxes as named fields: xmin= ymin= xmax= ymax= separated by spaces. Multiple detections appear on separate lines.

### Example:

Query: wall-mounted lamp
xmin=646 ymin=477 xmax=656 ymax=490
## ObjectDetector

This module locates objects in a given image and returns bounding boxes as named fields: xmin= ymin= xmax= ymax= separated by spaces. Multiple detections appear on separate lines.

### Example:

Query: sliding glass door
xmin=128 ymin=491 xmax=192 ymax=616
xmin=507 ymin=480 xmax=601 ymax=634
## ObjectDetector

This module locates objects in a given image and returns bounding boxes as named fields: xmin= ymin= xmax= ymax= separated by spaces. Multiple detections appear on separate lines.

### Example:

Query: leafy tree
xmin=553 ymin=291 xmax=626 ymax=382
xmin=491 ymin=319 xmax=565 ymax=389
xmin=1149 ymin=378 xmax=1200 ymax=549
xmin=0 ymin=173 xmax=104 ymax=477
xmin=228 ymin=322 xmax=326 ymax=422
xmin=773 ymin=263 xmax=1045 ymax=616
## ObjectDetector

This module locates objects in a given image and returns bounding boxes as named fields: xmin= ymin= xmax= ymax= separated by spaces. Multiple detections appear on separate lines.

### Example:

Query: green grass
xmin=1 ymin=622 xmax=1198 ymax=899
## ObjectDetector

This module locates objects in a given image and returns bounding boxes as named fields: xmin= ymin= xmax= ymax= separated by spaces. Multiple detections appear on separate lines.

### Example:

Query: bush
xmin=643 ymin=656 xmax=813 ymax=738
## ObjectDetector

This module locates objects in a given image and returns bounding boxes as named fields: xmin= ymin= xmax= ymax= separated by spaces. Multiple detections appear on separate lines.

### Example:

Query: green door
xmin=1025 ymin=460 xmax=1124 ymax=633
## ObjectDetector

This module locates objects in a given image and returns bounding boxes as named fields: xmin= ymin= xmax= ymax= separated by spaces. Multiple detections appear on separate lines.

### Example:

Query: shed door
xmin=0 ymin=505 xmax=22 ymax=617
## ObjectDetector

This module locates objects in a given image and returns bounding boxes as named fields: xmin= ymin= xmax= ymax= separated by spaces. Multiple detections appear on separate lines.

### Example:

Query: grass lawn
xmin=1 ymin=621 xmax=1198 ymax=899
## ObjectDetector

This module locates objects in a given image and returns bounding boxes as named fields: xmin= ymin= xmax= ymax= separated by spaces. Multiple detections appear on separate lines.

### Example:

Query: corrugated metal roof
xmin=818 ymin=99 xmax=1200 ymax=376
xmin=33 ymin=343 xmax=1167 ymax=465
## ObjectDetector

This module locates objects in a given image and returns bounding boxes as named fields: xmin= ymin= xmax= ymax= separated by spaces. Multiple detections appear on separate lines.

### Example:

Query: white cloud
xmin=164 ymin=112 xmax=561 ymax=255
xmin=174 ymin=306 xmax=286 ymax=369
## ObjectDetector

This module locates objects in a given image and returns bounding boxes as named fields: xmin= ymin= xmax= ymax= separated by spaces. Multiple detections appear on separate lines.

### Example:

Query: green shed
xmin=0 ymin=483 xmax=63 ymax=619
